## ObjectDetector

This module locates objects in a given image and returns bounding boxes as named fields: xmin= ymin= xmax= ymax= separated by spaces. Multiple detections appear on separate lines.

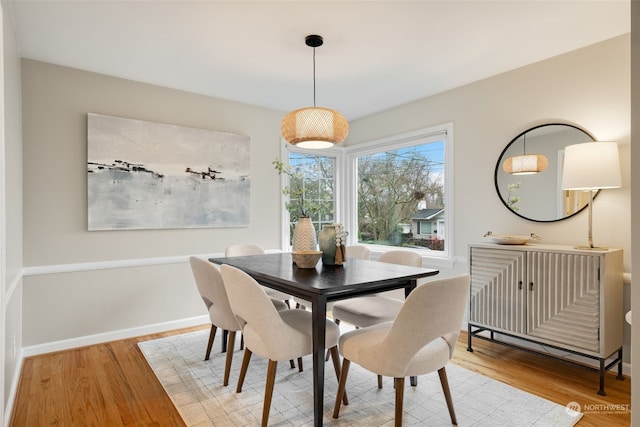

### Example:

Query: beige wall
xmin=2 ymin=0 xmax=23 ymax=416
xmin=20 ymin=59 xmax=291 ymax=350
xmin=350 ymin=35 xmax=631 ymax=272
xmin=351 ymin=34 xmax=632 ymax=364
xmin=21 ymin=60 xmax=286 ymax=266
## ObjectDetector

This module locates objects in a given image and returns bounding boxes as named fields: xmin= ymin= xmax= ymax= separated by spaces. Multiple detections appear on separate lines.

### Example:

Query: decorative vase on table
xmin=292 ymin=217 xmax=317 ymax=252
xmin=318 ymin=223 xmax=346 ymax=265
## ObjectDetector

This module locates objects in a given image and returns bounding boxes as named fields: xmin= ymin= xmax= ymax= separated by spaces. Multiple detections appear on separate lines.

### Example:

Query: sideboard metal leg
xmin=467 ymin=325 xmax=473 ymax=352
xmin=616 ymin=348 xmax=624 ymax=380
xmin=598 ymin=358 xmax=606 ymax=396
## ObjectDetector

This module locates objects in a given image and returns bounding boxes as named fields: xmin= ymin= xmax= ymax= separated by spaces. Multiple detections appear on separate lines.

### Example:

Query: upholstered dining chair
xmin=189 ymin=256 xmax=288 ymax=386
xmin=220 ymin=264 xmax=347 ymax=427
xmin=345 ymin=244 xmax=371 ymax=260
xmin=225 ymin=243 xmax=294 ymax=307
xmin=322 ymin=244 xmax=372 ymax=362
xmin=331 ymin=250 xmax=422 ymax=329
xmin=333 ymin=274 xmax=470 ymax=427
xmin=331 ymin=249 xmax=424 ymax=386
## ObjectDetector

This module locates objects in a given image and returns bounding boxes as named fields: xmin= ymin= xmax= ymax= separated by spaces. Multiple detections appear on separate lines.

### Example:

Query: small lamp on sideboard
xmin=561 ymin=141 xmax=621 ymax=250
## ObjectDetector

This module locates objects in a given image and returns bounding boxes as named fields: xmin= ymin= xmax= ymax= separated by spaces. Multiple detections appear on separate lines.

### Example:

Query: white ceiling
xmin=7 ymin=0 xmax=630 ymax=120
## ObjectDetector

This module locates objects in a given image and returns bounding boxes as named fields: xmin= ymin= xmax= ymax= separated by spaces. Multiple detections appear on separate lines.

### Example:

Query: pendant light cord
xmin=312 ymin=46 xmax=317 ymax=107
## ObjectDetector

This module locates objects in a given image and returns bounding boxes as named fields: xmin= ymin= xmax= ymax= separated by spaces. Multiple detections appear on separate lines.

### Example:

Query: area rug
xmin=138 ymin=329 xmax=582 ymax=426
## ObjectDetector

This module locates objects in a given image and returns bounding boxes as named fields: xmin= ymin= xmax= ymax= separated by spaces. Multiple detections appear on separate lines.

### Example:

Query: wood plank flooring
xmin=10 ymin=326 xmax=630 ymax=426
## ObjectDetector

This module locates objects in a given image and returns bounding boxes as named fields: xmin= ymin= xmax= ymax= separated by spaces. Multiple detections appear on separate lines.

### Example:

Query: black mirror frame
xmin=494 ymin=122 xmax=597 ymax=223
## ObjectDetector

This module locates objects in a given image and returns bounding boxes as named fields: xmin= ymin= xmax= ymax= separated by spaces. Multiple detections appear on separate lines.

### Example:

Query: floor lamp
xmin=561 ymin=141 xmax=621 ymax=250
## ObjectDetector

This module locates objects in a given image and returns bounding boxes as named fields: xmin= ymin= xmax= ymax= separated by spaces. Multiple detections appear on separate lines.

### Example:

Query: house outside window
xmin=413 ymin=209 xmax=446 ymax=251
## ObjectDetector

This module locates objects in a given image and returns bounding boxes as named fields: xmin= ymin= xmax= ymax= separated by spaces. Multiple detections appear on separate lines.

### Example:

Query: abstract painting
xmin=87 ymin=113 xmax=250 ymax=230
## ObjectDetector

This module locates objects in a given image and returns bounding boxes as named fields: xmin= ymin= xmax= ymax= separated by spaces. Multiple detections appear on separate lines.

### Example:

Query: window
xmin=280 ymin=148 xmax=339 ymax=246
xmin=346 ymin=125 xmax=451 ymax=260
xmin=278 ymin=124 xmax=452 ymax=262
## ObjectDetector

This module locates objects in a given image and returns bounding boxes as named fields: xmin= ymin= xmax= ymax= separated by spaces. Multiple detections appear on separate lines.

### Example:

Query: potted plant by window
xmin=273 ymin=159 xmax=318 ymax=252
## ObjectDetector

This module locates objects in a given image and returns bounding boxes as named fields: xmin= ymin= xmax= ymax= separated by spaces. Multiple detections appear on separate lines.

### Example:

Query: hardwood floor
xmin=10 ymin=326 xmax=630 ymax=426
xmin=456 ymin=335 xmax=630 ymax=427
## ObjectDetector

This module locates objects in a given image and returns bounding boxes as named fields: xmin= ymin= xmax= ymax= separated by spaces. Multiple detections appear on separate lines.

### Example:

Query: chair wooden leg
xmin=329 ymin=346 xmax=348 ymax=405
xmin=394 ymin=377 xmax=405 ymax=427
xmin=262 ymin=360 xmax=278 ymax=427
xmin=205 ymin=325 xmax=217 ymax=361
xmin=332 ymin=359 xmax=351 ymax=419
xmin=223 ymin=331 xmax=236 ymax=386
xmin=236 ymin=348 xmax=252 ymax=393
xmin=240 ymin=333 xmax=244 ymax=350
xmin=298 ymin=357 xmax=304 ymax=372
xmin=438 ymin=367 xmax=457 ymax=425
xmin=378 ymin=374 xmax=383 ymax=389
xmin=289 ymin=359 xmax=296 ymax=369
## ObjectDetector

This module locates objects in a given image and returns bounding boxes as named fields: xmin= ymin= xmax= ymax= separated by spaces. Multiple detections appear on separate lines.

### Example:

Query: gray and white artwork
xmin=87 ymin=113 xmax=250 ymax=230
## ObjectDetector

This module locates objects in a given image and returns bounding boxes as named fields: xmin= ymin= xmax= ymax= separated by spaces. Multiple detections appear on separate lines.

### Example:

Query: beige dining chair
xmin=331 ymin=249 xmax=423 ymax=386
xmin=333 ymin=274 xmax=470 ymax=427
xmin=220 ymin=264 xmax=347 ymax=427
xmin=189 ymin=256 xmax=289 ymax=386
xmin=225 ymin=243 xmax=294 ymax=307
xmin=331 ymin=250 xmax=422 ymax=329
xmin=345 ymin=244 xmax=371 ymax=260
xmin=322 ymin=244 xmax=371 ymax=362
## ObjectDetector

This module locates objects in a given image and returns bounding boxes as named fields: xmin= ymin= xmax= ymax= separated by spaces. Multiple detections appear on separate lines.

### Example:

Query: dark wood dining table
xmin=209 ymin=252 xmax=439 ymax=426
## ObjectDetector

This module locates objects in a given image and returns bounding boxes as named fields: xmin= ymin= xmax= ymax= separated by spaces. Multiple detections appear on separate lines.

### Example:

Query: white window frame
xmin=278 ymin=141 xmax=344 ymax=250
xmin=344 ymin=123 xmax=454 ymax=268
xmin=277 ymin=123 xmax=454 ymax=268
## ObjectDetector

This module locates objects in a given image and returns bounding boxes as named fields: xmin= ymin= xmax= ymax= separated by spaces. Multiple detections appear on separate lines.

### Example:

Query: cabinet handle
xmin=529 ymin=282 xmax=534 ymax=291
xmin=518 ymin=280 xmax=523 ymax=290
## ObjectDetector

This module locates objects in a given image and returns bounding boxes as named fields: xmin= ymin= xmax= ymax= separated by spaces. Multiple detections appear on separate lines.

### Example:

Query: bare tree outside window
xmin=356 ymin=141 xmax=445 ymax=251
xmin=281 ymin=153 xmax=336 ymax=245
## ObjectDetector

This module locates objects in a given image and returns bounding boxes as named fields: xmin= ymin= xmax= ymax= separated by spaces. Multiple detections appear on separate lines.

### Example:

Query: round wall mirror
xmin=495 ymin=123 xmax=595 ymax=222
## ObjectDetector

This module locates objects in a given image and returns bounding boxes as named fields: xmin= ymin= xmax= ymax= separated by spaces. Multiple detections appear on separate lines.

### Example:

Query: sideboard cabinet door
xmin=469 ymin=247 xmax=526 ymax=334
xmin=526 ymin=251 xmax=600 ymax=352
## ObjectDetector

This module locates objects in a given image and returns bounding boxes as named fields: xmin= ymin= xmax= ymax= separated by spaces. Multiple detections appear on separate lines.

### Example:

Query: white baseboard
xmin=21 ymin=315 xmax=209 ymax=357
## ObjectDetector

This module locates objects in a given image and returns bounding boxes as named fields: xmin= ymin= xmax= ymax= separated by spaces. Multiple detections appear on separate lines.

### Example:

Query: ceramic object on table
xmin=292 ymin=217 xmax=317 ymax=252
xmin=318 ymin=224 xmax=338 ymax=265
xmin=318 ymin=223 xmax=347 ymax=265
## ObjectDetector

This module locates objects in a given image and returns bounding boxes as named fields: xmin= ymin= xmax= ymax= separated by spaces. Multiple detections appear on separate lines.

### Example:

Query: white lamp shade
xmin=561 ymin=142 xmax=621 ymax=190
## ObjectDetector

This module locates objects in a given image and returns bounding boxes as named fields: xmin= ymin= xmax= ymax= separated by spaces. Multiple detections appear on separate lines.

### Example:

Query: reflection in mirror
xmin=495 ymin=123 xmax=595 ymax=222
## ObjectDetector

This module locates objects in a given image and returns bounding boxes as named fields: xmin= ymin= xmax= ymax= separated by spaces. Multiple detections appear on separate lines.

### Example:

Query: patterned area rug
xmin=138 ymin=329 xmax=582 ymax=426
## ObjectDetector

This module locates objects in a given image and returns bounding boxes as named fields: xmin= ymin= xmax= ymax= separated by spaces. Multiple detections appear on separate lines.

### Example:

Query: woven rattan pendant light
xmin=281 ymin=35 xmax=349 ymax=149
xmin=503 ymin=133 xmax=548 ymax=175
